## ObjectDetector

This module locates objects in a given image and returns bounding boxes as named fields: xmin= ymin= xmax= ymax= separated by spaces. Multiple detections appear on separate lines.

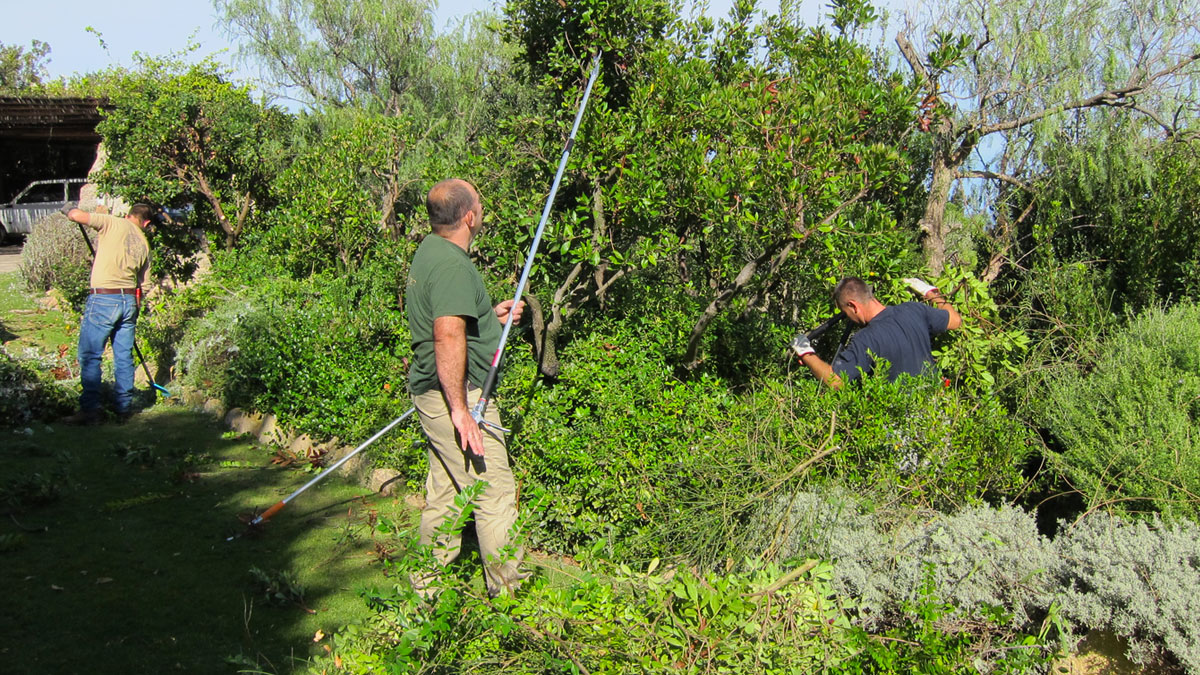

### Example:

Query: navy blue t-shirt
xmin=832 ymin=302 xmax=950 ymax=382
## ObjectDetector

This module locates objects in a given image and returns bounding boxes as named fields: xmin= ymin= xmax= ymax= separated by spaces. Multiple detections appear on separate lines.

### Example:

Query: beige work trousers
xmin=411 ymin=387 xmax=524 ymax=597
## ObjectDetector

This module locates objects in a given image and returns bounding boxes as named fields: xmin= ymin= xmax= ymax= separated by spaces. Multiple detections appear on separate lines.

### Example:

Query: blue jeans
xmin=78 ymin=294 xmax=139 ymax=413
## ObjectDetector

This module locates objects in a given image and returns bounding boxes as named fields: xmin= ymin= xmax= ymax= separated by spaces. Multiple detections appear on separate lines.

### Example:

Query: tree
xmin=895 ymin=0 xmax=1200 ymax=276
xmin=0 ymin=40 xmax=50 ymax=93
xmin=94 ymin=56 xmax=289 ymax=250
xmin=492 ymin=0 xmax=921 ymax=373
xmin=217 ymin=0 xmax=525 ymax=234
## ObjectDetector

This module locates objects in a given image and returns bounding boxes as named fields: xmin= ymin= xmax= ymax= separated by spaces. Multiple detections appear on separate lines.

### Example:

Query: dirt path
xmin=0 ymin=242 xmax=21 ymax=274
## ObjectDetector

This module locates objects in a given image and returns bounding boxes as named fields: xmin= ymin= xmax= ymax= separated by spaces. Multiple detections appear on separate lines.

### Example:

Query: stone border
xmin=176 ymin=385 xmax=411 ymax=500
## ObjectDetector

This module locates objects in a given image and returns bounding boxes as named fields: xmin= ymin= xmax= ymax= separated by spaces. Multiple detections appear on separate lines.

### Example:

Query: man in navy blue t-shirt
xmin=792 ymin=277 xmax=962 ymax=389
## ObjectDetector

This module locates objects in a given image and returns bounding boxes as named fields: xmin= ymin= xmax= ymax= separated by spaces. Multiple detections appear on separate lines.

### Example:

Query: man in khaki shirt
xmin=61 ymin=202 xmax=153 ymax=424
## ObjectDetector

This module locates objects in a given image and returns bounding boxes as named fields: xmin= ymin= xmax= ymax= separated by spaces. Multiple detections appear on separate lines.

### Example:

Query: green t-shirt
xmin=405 ymin=234 xmax=502 ymax=396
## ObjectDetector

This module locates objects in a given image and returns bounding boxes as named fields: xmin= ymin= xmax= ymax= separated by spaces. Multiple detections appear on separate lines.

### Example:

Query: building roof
xmin=0 ymin=96 xmax=109 ymax=142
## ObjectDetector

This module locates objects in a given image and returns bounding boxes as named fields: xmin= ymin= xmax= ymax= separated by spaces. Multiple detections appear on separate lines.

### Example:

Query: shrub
xmin=173 ymin=264 xmax=416 ymax=445
xmin=646 ymin=374 xmax=1036 ymax=568
xmin=19 ymin=214 xmax=93 ymax=310
xmin=510 ymin=321 xmax=734 ymax=556
xmin=1036 ymin=301 xmax=1200 ymax=520
xmin=0 ymin=347 xmax=75 ymax=427
xmin=1055 ymin=513 xmax=1200 ymax=672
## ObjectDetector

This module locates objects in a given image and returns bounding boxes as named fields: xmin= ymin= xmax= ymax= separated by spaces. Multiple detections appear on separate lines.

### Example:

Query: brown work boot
xmin=62 ymin=409 xmax=102 ymax=426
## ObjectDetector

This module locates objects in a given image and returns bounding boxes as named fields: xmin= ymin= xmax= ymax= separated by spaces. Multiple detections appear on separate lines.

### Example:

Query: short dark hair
xmin=128 ymin=203 xmax=157 ymax=223
xmin=426 ymin=179 xmax=478 ymax=233
xmin=833 ymin=277 xmax=873 ymax=305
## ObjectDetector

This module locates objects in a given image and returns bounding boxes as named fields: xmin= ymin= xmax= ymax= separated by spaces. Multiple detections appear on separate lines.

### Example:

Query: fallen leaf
xmin=96 ymin=577 xmax=114 ymax=584
xmin=313 ymin=629 xmax=325 ymax=642
xmin=50 ymin=585 xmax=64 ymax=591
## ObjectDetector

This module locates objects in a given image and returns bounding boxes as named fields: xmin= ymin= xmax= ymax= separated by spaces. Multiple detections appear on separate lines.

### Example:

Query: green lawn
xmin=1 ymin=270 xmax=417 ymax=674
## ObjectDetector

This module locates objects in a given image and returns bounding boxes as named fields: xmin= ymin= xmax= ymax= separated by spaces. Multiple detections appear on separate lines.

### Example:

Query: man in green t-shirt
xmin=406 ymin=178 xmax=527 ymax=598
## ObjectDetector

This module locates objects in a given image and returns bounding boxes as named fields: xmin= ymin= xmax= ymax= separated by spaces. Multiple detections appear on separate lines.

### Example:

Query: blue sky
xmin=1 ymin=0 xmax=909 ymax=98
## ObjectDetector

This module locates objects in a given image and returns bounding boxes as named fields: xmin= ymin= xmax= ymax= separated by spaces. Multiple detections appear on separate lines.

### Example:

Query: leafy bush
xmin=760 ymin=497 xmax=1060 ymax=633
xmin=646 ymin=375 xmax=1036 ymax=568
xmin=1037 ymin=301 xmax=1200 ymax=520
xmin=511 ymin=321 xmax=734 ymax=555
xmin=174 ymin=264 xmax=416 ymax=444
xmin=0 ymin=348 xmax=75 ymax=427
xmin=1055 ymin=513 xmax=1200 ymax=673
xmin=19 ymin=214 xmax=93 ymax=310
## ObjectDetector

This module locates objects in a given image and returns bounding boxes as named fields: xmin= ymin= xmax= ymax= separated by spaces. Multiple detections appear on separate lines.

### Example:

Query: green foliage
xmin=1 ymin=468 xmax=69 ymax=513
xmin=650 ymin=375 xmax=1034 ymax=567
xmin=19 ymin=214 xmax=94 ymax=310
xmin=834 ymin=568 xmax=1060 ymax=674
xmin=255 ymin=114 xmax=419 ymax=275
xmin=1055 ymin=513 xmax=1200 ymax=672
xmin=512 ymin=323 xmax=734 ymax=555
xmin=323 ymin=555 xmax=860 ymax=674
xmin=1028 ymin=126 xmax=1200 ymax=314
xmin=1036 ymin=301 xmax=1200 ymax=520
xmin=247 ymin=566 xmax=307 ymax=607
xmin=94 ymin=54 xmax=289 ymax=251
xmin=0 ymin=40 xmax=49 ymax=93
xmin=0 ymin=348 xmax=74 ymax=428
xmin=174 ymin=265 xmax=413 ymax=442
xmin=928 ymin=267 xmax=1030 ymax=393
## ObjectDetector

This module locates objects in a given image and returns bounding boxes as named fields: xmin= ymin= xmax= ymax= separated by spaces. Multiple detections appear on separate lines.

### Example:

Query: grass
xmin=0 ymin=271 xmax=77 ymax=362
xmin=1 ymin=269 xmax=420 ymax=674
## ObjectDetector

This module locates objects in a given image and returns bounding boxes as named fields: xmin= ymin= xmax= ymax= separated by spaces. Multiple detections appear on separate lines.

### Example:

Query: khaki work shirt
xmin=88 ymin=213 xmax=150 ymax=290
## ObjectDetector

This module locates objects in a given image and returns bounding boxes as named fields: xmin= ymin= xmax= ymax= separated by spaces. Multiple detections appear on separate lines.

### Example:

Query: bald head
xmin=426 ymin=179 xmax=480 ymax=235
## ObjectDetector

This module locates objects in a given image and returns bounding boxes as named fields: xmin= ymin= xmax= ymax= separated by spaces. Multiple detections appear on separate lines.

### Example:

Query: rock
xmin=368 ymin=468 xmax=404 ymax=496
xmin=225 ymin=408 xmax=263 ymax=435
xmin=289 ymin=434 xmax=315 ymax=458
xmin=256 ymin=414 xmax=283 ymax=445
xmin=203 ymin=398 xmax=226 ymax=418
xmin=181 ymin=388 xmax=206 ymax=408
xmin=36 ymin=291 xmax=62 ymax=311
xmin=404 ymin=493 xmax=426 ymax=510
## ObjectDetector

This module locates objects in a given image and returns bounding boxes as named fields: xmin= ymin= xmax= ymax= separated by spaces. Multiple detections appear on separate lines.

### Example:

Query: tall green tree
xmin=493 ymin=0 xmax=921 ymax=372
xmin=94 ymin=56 xmax=289 ymax=250
xmin=895 ymin=0 xmax=1200 ymax=277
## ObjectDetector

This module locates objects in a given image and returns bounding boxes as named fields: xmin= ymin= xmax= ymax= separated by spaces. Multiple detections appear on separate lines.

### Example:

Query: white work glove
xmin=790 ymin=333 xmax=815 ymax=359
xmin=903 ymin=277 xmax=938 ymax=297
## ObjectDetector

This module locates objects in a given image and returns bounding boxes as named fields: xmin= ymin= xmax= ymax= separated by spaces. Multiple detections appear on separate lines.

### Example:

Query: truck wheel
xmin=0 ymin=222 xmax=8 ymax=244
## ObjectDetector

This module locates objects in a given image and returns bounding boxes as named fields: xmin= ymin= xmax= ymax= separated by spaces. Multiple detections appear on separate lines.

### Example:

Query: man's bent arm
xmin=925 ymin=290 xmax=962 ymax=330
xmin=800 ymin=353 xmax=844 ymax=390
xmin=63 ymin=208 xmax=97 ymax=230
xmin=433 ymin=315 xmax=485 ymax=457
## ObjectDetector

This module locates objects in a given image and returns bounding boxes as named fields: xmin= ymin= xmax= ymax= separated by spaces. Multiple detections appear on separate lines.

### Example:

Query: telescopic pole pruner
xmin=471 ymin=52 xmax=603 ymax=430
xmin=236 ymin=53 xmax=603 ymax=533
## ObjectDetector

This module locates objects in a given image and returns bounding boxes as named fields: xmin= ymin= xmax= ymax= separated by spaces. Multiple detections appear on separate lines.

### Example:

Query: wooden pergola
xmin=0 ymin=96 xmax=109 ymax=201
xmin=0 ymin=96 xmax=108 ymax=142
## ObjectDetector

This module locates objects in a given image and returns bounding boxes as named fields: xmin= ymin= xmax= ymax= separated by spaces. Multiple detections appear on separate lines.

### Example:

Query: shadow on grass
xmin=0 ymin=404 xmax=416 ymax=674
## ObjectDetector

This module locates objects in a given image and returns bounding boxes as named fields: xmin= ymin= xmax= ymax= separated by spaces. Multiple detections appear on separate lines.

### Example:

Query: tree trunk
xmin=920 ymin=150 xmax=955 ymax=275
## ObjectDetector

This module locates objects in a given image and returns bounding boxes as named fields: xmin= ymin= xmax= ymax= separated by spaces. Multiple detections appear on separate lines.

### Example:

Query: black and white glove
xmin=790 ymin=333 xmax=815 ymax=359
